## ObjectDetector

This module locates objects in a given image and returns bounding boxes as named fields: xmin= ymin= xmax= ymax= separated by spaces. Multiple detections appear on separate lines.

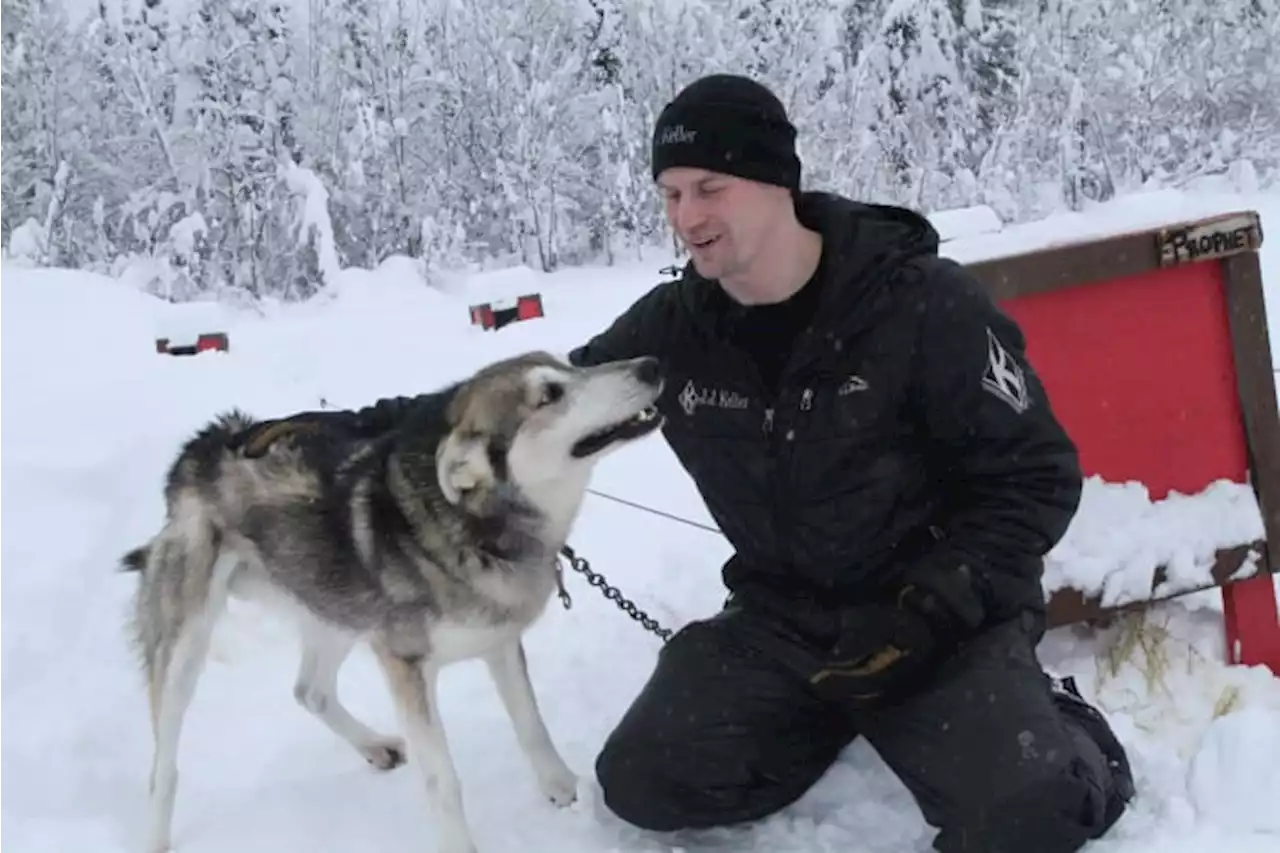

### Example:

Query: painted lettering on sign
xmin=1157 ymin=212 xmax=1262 ymax=266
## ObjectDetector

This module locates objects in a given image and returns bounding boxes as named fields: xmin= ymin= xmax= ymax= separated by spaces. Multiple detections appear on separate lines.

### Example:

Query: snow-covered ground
xmin=4 ymin=184 xmax=1280 ymax=852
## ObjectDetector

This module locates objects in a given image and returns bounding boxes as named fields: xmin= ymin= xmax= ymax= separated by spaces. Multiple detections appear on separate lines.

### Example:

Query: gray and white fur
xmin=120 ymin=350 xmax=665 ymax=853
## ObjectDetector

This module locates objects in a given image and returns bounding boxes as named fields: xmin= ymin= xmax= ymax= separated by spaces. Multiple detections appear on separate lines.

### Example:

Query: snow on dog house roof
xmin=937 ymin=188 xmax=1266 ymax=269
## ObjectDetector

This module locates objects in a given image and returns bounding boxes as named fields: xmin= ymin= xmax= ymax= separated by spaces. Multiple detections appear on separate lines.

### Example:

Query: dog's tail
xmin=120 ymin=545 xmax=150 ymax=573
xmin=121 ymin=409 xmax=259 ymax=580
xmin=126 ymin=496 xmax=230 ymax=672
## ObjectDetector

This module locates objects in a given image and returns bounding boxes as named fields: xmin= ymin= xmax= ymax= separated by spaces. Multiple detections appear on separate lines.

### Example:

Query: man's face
xmin=657 ymin=167 xmax=790 ymax=285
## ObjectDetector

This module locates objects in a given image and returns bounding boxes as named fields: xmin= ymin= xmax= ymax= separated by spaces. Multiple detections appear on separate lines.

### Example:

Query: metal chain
xmin=557 ymin=545 xmax=673 ymax=642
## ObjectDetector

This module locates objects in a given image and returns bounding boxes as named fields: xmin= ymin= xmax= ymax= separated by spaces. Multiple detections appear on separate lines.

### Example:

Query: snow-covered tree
xmin=1 ymin=0 xmax=94 ymax=264
xmin=3 ymin=0 xmax=1277 ymax=297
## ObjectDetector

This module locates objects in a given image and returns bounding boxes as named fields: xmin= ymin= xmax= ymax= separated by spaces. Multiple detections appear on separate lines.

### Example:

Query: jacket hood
xmin=675 ymin=191 xmax=941 ymax=341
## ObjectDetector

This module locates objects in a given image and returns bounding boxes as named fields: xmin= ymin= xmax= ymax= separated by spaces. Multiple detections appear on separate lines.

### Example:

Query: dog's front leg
xmin=293 ymin=619 xmax=406 ymax=770
xmin=484 ymin=640 xmax=579 ymax=807
xmin=372 ymin=639 xmax=476 ymax=853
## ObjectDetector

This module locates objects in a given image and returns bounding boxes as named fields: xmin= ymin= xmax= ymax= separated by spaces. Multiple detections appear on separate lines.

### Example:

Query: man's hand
xmin=808 ymin=564 xmax=982 ymax=708
xmin=228 ymin=416 xmax=329 ymax=458
xmin=226 ymin=394 xmax=428 ymax=459
xmin=227 ymin=410 xmax=377 ymax=458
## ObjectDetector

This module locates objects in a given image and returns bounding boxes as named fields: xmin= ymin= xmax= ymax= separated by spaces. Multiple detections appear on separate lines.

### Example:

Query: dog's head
xmin=435 ymin=351 xmax=664 ymax=518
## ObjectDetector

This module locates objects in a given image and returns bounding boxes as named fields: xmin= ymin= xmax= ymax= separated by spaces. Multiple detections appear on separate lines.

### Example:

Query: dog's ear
xmin=435 ymin=429 xmax=494 ymax=505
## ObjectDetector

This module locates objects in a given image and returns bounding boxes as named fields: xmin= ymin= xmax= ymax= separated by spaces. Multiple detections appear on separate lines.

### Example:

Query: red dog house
xmin=469 ymin=294 xmax=545 ymax=331
xmin=155 ymin=332 xmax=230 ymax=356
xmin=966 ymin=210 xmax=1279 ymax=673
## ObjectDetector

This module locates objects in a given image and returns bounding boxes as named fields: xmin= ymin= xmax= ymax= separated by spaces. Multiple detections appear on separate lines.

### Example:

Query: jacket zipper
xmin=733 ymin=330 xmax=819 ymax=575
xmin=765 ymin=330 xmax=819 ymax=579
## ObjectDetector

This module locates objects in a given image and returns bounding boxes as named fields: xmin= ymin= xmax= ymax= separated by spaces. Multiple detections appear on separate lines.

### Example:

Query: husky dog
xmin=121 ymin=351 xmax=665 ymax=853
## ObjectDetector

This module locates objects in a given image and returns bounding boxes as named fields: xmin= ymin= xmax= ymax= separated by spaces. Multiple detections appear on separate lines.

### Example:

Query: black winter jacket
xmin=566 ymin=192 xmax=1082 ymax=639
xmin=293 ymin=192 xmax=1082 ymax=644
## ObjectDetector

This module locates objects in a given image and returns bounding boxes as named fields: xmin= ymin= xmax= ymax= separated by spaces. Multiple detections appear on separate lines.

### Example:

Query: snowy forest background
xmin=3 ymin=0 xmax=1278 ymax=302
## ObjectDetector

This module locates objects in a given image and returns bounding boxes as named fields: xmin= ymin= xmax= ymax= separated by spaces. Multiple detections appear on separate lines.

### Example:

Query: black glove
xmin=228 ymin=395 xmax=426 ymax=459
xmin=808 ymin=561 xmax=987 ymax=708
xmin=225 ymin=414 xmax=331 ymax=458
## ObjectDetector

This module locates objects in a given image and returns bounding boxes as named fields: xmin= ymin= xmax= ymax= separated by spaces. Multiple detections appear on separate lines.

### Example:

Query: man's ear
xmin=435 ymin=430 xmax=493 ymax=505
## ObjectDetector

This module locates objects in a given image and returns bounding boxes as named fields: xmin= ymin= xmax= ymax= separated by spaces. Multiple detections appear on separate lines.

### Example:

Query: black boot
xmin=1050 ymin=675 xmax=1136 ymax=833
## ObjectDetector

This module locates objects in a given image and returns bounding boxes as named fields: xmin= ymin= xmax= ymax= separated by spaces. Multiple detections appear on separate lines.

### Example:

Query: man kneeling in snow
xmin=564 ymin=74 xmax=1135 ymax=853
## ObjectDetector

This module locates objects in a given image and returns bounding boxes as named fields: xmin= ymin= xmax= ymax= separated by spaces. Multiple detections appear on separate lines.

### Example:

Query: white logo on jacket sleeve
xmin=837 ymin=375 xmax=870 ymax=395
xmin=980 ymin=327 xmax=1031 ymax=413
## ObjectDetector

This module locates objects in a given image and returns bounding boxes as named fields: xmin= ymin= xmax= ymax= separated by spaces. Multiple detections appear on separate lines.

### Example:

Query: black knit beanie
xmin=650 ymin=74 xmax=801 ymax=190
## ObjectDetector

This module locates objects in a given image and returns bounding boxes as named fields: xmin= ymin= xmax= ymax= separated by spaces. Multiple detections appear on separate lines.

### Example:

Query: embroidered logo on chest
xmin=678 ymin=380 xmax=751 ymax=416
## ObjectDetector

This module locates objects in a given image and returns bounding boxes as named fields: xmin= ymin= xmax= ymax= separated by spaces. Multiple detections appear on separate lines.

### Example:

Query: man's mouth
xmin=690 ymin=235 xmax=720 ymax=251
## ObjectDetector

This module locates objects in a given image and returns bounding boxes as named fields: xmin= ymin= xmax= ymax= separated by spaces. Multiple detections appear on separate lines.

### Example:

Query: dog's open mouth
xmin=571 ymin=405 xmax=663 ymax=458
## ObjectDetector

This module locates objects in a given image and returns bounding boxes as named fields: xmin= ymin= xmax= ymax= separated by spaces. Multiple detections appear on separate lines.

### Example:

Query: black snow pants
xmin=594 ymin=602 xmax=1128 ymax=853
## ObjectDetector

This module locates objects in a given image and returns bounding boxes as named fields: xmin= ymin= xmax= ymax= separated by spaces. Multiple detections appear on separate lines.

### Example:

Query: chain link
xmin=557 ymin=545 xmax=673 ymax=642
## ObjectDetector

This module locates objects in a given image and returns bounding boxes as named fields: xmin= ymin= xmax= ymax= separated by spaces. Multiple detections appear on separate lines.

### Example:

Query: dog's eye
xmin=538 ymin=382 xmax=564 ymax=407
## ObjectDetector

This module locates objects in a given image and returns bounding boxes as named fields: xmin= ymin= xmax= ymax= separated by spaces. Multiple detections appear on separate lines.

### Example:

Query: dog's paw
xmin=434 ymin=841 xmax=479 ymax=853
xmin=359 ymin=737 xmax=407 ymax=771
xmin=433 ymin=823 xmax=479 ymax=853
xmin=146 ymin=829 xmax=176 ymax=853
xmin=537 ymin=766 xmax=580 ymax=807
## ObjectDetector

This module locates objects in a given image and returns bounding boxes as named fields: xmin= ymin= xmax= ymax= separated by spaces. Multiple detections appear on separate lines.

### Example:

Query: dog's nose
xmin=633 ymin=356 xmax=662 ymax=387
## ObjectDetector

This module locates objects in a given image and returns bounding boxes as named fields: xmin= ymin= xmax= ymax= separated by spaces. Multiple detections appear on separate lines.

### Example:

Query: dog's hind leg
xmin=136 ymin=531 xmax=235 ymax=853
xmin=483 ymin=639 xmax=579 ymax=807
xmin=292 ymin=617 xmax=406 ymax=770
xmin=371 ymin=638 xmax=477 ymax=853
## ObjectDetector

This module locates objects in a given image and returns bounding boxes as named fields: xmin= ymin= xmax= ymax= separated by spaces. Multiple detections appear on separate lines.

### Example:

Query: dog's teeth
xmin=635 ymin=407 xmax=657 ymax=423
